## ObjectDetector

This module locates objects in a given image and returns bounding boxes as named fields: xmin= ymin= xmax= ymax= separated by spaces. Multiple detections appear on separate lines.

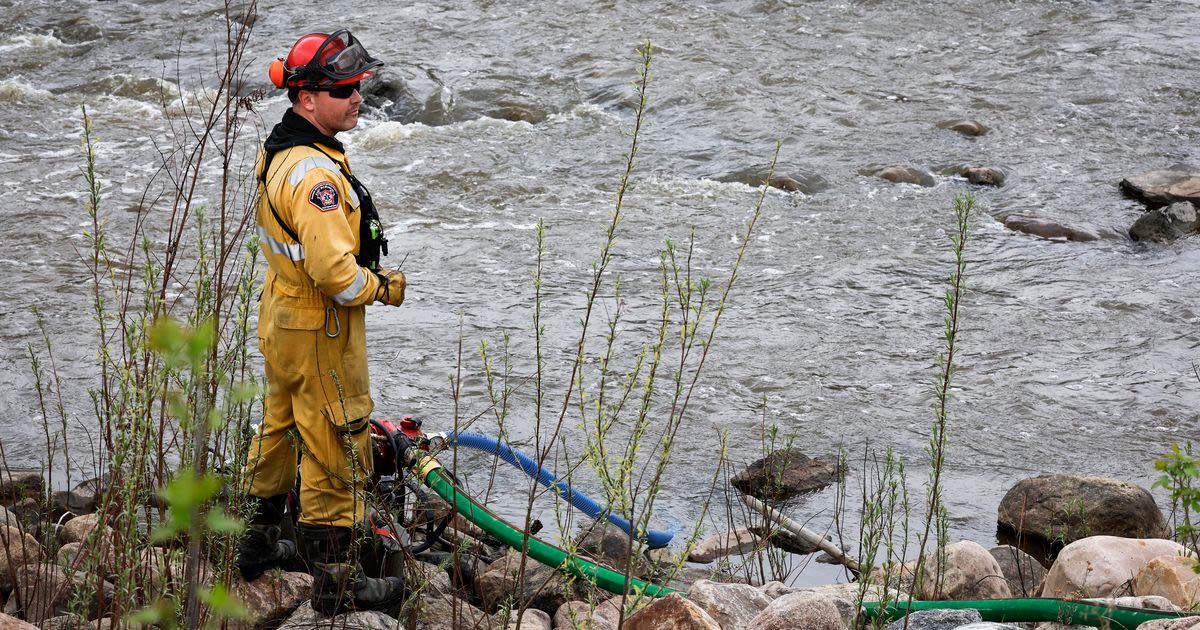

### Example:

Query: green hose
xmin=418 ymin=457 xmax=1195 ymax=627
xmin=863 ymin=598 xmax=1194 ymax=629
xmin=418 ymin=458 xmax=677 ymax=597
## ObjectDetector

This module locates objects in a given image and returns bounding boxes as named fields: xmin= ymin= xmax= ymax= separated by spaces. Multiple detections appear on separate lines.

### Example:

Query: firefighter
xmin=236 ymin=29 xmax=407 ymax=615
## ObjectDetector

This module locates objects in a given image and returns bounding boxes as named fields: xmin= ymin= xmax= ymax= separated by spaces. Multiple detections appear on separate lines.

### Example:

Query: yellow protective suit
xmin=243 ymin=140 xmax=387 ymax=528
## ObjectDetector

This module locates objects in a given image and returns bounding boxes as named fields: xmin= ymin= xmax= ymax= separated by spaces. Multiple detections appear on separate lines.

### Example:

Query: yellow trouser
xmin=243 ymin=280 xmax=375 ymax=528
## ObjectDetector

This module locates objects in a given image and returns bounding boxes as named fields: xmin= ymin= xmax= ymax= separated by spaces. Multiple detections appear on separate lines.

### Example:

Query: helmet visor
xmin=309 ymin=30 xmax=383 ymax=83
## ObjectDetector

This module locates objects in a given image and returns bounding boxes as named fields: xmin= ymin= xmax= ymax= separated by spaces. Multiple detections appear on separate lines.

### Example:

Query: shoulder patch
xmin=308 ymin=181 xmax=340 ymax=212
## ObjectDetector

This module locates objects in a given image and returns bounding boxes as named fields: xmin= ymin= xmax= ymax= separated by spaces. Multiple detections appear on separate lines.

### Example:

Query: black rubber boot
xmin=299 ymin=523 xmax=405 ymax=615
xmin=236 ymin=494 xmax=299 ymax=581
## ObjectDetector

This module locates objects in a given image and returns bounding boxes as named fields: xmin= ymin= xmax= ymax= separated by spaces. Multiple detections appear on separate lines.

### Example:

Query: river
xmin=1 ymin=0 xmax=1197 ymax=584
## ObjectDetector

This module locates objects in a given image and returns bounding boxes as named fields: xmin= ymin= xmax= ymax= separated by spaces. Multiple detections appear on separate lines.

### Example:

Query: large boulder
xmin=1119 ymin=165 xmax=1200 ymax=207
xmin=989 ymin=545 xmax=1047 ymax=597
xmin=0 ymin=470 xmax=44 ymax=503
xmin=997 ymin=474 xmax=1170 ymax=548
xmin=688 ymin=579 xmax=773 ymax=628
xmin=732 ymin=449 xmax=841 ymax=501
xmin=230 ymin=570 xmax=312 ymax=630
xmin=1129 ymin=201 xmax=1199 ymax=242
xmin=915 ymin=541 xmax=1011 ymax=601
xmin=1041 ymin=536 xmax=1192 ymax=600
xmin=0 ymin=526 xmax=43 ymax=591
xmin=746 ymin=591 xmax=854 ymax=630
xmin=624 ymin=593 xmax=720 ymax=630
xmin=1131 ymin=555 xmax=1200 ymax=609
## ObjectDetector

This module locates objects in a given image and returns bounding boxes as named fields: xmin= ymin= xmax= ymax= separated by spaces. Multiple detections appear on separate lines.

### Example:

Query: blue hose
xmin=439 ymin=431 xmax=674 ymax=549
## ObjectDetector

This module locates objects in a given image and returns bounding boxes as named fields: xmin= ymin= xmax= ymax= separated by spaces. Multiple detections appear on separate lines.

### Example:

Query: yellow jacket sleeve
xmin=285 ymin=167 xmax=383 ymax=307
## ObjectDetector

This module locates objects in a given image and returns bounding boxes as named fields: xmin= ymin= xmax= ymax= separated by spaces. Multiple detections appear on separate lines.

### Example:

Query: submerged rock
xmin=938 ymin=119 xmax=990 ymax=136
xmin=1002 ymin=214 xmax=1100 ymax=242
xmin=732 ymin=448 xmax=842 ymax=501
xmin=1119 ymin=165 xmax=1200 ymax=207
xmin=688 ymin=528 xmax=763 ymax=563
xmin=876 ymin=166 xmax=937 ymax=187
xmin=1129 ymin=201 xmax=1198 ymax=242
xmin=961 ymin=166 xmax=1006 ymax=186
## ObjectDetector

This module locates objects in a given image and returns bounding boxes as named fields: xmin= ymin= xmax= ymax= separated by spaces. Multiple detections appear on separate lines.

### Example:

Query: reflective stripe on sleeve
xmin=257 ymin=225 xmax=305 ymax=261
xmin=331 ymin=268 xmax=368 ymax=305
xmin=287 ymin=155 xmax=341 ymax=186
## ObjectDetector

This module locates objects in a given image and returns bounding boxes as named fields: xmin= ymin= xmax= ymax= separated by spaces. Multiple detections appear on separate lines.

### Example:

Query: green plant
xmin=1154 ymin=441 xmax=1200 ymax=558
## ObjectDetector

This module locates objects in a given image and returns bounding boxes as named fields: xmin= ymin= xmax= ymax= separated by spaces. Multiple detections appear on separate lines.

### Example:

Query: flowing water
xmin=1 ymin=0 xmax=1198 ymax=583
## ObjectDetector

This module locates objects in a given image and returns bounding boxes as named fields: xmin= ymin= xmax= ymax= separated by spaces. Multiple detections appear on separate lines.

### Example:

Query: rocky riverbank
xmin=0 ymin=462 xmax=1197 ymax=629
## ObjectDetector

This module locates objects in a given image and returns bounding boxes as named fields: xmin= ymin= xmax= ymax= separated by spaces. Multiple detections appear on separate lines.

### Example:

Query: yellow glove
xmin=375 ymin=269 xmax=406 ymax=306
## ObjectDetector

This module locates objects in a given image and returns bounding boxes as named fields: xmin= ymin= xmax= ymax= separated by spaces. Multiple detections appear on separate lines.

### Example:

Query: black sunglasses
xmin=309 ymin=81 xmax=361 ymax=99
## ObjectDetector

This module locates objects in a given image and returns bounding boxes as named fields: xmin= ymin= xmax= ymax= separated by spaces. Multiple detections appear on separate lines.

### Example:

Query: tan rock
xmin=504 ymin=607 xmax=550 ymax=629
xmin=688 ymin=579 xmax=772 ymax=628
xmin=1132 ymin=555 xmax=1200 ymax=609
xmin=230 ymin=570 xmax=312 ymax=630
xmin=552 ymin=598 xmax=622 ymax=630
xmin=624 ymin=593 xmax=720 ymax=630
xmin=0 ymin=612 xmax=39 ymax=630
xmin=0 ymin=526 xmax=44 ymax=591
xmin=746 ymin=590 xmax=853 ymax=630
xmin=1042 ymin=536 xmax=1192 ymax=600
xmin=915 ymin=541 xmax=1012 ymax=600
xmin=1137 ymin=618 xmax=1200 ymax=630
xmin=687 ymin=528 xmax=765 ymax=563
xmin=58 ymin=514 xmax=106 ymax=545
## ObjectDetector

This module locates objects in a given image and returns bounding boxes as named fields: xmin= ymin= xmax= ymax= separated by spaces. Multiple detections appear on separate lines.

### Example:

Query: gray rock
xmin=885 ymin=608 xmax=982 ymax=630
xmin=504 ymin=607 xmax=551 ymax=630
xmin=732 ymin=448 xmax=842 ymax=501
xmin=1137 ymin=618 xmax=1200 ymax=629
xmin=915 ymin=541 xmax=1012 ymax=601
xmin=1129 ymin=201 xmax=1198 ymax=242
xmin=1119 ymin=165 xmax=1200 ymax=207
xmin=956 ymin=624 xmax=1024 ymax=630
xmin=747 ymin=591 xmax=854 ymax=630
xmin=989 ymin=545 xmax=1047 ymax=597
xmin=553 ymin=598 xmax=621 ymax=630
xmin=688 ymin=579 xmax=773 ymax=629
xmin=997 ymin=474 xmax=1171 ymax=548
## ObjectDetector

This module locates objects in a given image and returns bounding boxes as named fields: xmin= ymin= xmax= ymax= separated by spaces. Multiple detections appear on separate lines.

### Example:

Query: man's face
xmin=300 ymin=85 xmax=362 ymax=136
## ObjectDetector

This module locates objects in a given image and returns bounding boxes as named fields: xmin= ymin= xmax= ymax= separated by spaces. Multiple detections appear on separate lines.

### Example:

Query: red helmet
xmin=269 ymin=30 xmax=383 ymax=89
